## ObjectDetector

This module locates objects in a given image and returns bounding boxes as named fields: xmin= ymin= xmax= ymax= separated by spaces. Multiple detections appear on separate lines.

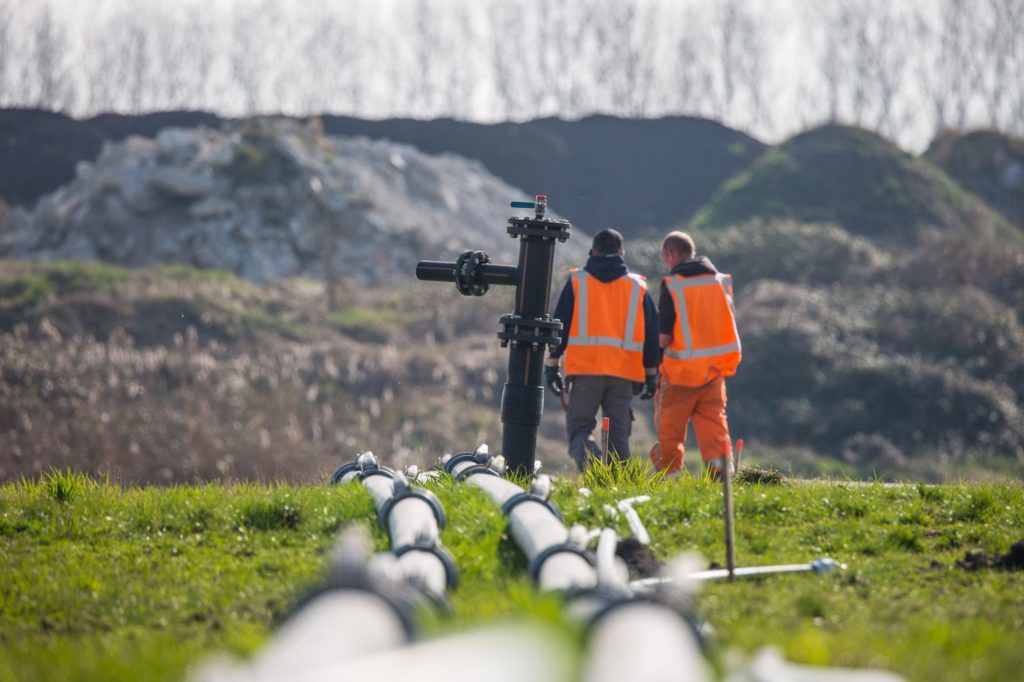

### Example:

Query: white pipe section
xmin=582 ymin=602 xmax=713 ymax=682
xmin=595 ymin=528 xmax=620 ymax=589
xmin=617 ymin=496 xmax=651 ymax=545
xmin=726 ymin=647 xmax=907 ymax=682
xmin=630 ymin=558 xmax=845 ymax=591
xmin=449 ymin=460 xmax=597 ymax=592
xmin=350 ymin=463 xmax=451 ymax=598
xmin=190 ymin=591 xmax=408 ymax=682
xmin=196 ymin=622 xmax=574 ymax=682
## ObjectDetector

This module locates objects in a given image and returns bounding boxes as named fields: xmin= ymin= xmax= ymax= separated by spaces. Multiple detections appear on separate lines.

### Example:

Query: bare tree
xmin=706 ymin=0 xmax=771 ymax=133
xmin=671 ymin=3 xmax=716 ymax=118
xmin=917 ymin=0 xmax=985 ymax=135
xmin=445 ymin=2 xmax=481 ymax=119
xmin=484 ymin=0 xmax=524 ymax=119
xmin=150 ymin=5 xmax=216 ymax=110
xmin=983 ymin=0 xmax=1024 ymax=132
xmin=0 ymin=0 xmax=14 ymax=105
xmin=231 ymin=1 xmax=276 ymax=114
xmin=28 ymin=5 xmax=73 ymax=110
xmin=405 ymin=0 xmax=446 ymax=116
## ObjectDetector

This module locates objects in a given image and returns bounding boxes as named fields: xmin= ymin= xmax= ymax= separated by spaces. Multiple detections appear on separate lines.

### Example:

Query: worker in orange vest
xmin=544 ymin=229 xmax=660 ymax=471
xmin=650 ymin=231 xmax=741 ymax=477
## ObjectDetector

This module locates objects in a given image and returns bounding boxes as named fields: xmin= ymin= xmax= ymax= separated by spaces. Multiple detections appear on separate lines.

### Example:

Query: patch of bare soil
xmin=616 ymin=537 xmax=662 ymax=578
xmin=956 ymin=539 xmax=1024 ymax=571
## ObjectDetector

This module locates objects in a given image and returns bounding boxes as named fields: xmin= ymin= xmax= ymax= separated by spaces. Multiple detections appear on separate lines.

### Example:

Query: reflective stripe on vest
xmin=663 ymin=273 xmax=740 ymax=359
xmin=570 ymin=270 xmax=645 ymax=352
xmin=660 ymin=272 xmax=742 ymax=386
xmin=564 ymin=269 xmax=647 ymax=382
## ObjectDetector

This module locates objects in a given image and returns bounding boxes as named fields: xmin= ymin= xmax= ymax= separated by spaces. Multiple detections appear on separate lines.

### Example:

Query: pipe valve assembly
xmin=416 ymin=196 xmax=572 ymax=476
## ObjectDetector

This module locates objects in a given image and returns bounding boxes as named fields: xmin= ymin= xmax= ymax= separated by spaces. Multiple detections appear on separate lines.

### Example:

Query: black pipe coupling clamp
xmin=454 ymin=250 xmax=491 ymax=297
xmin=527 ymin=543 xmax=595 ymax=584
xmin=501 ymin=491 xmax=563 ymax=522
xmin=393 ymin=541 xmax=460 ymax=591
xmin=377 ymin=485 xmax=447 ymax=532
xmin=443 ymin=450 xmax=501 ymax=481
xmin=506 ymin=216 xmax=572 ymax=242
xmin=497 ymin=314 xmax=562 ymax=349
xmin=329 ymin=459 xmax=397 ymax=485
xmin=582 ymin=595 xmax=707 ymax=654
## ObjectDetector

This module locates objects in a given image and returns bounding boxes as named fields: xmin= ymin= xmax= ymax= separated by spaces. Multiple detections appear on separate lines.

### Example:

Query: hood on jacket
xmin=584 ymin=254 xmax=630 ymax=282
xmin=671 ymin=256 xmax=718 ymax=278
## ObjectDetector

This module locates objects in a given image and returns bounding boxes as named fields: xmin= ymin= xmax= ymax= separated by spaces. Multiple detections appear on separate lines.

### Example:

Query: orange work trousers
xmin=649 ymin=374 xmax=733 ymax=474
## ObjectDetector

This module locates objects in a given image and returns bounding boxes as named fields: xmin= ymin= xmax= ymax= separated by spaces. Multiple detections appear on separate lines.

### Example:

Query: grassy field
xmin=1 ymin=468 xmax=1022 ymax=682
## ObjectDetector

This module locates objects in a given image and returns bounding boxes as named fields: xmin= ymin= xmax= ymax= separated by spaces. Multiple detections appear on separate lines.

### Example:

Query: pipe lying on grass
xmin=193 ymin=527 xmax=428 ymax=682
xmin=331 ymin=451 xmax=457 ymax=601
xmin=443 ymin=444 xmax=601 ymax=592
xmin=193 ymin=452 xmax=458 ymax=682
xmin=443 ymin=444 xmax=714 ymax=682
xmin=629 ymin=558 xmax=846 ymax=593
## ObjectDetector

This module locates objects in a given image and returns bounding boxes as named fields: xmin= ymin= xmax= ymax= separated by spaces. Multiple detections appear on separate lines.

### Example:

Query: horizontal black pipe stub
xmin=500 ymin=491 xmax=563 ymax=522
xmin=377 ymin=487 xmax=447 ymax=532
xmin=527 ymin=543 xmax=595 ymax=584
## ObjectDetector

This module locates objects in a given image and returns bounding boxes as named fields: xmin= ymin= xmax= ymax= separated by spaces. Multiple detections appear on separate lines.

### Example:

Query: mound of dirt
xmin=0 ymin=109 xmax=106 ymax=208
xmin=925 ymin=129 xmax=1024 ymax=229
xmin=956 ymin=539 xmax=1024 ymax=571
xmin=691 ymin=124 xmax=1013 ymax=244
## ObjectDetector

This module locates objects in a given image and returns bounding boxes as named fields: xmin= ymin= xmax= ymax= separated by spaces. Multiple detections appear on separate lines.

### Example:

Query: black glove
xmin=639 ymin=374 xmax=658 ymax=400
xmin=544 ymin=366 xmax=564 ymax=396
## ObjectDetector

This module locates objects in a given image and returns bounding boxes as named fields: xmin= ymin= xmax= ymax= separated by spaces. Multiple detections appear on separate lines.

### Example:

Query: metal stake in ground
xmin=722 ymin=457 xmax=736 ymax=582
xmin=601 ymin=416 xmax=610 ymax=463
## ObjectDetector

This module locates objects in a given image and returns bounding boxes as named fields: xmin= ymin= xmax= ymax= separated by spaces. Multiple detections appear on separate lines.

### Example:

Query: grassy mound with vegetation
xmin=627 ymin=218 xmax=1024 ymax=478
xmin=1 ymin=470 xmax=1022 ymax=681
xmin=925 ymin=130 xmax=1024 ymax=229
xmin=0 ymin=260 xmax=555 ymax=483
xmin=690 ymin=125 xmax=1013 ymax=244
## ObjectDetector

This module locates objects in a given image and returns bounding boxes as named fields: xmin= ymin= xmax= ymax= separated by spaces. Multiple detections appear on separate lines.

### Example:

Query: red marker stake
xmin=601 ymin=417 xmax=610 ymax=463
xmin=735 ymin=438 xmax=745 ymax=471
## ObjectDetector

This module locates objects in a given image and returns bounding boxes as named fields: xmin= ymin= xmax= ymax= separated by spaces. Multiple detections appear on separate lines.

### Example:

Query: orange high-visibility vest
xmin=564 ymin=268 xmax=647 ymax=382
xmin=661 ymin=273 xmax=741 ymax=386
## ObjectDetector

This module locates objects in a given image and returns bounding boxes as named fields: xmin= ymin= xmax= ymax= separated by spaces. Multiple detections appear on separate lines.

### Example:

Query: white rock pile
xmin=0 ymin=117 xmax=586 ymax=284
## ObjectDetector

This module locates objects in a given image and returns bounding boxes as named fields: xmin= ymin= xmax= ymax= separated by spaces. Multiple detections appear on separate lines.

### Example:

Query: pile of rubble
xmin=0 ymin=117 xmax=585 ymax=284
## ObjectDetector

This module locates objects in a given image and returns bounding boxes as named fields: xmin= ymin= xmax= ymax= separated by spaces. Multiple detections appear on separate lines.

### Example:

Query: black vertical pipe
xmin=500 ymin=231 xmax=559 ymax=476
xmin=415 ymin=199 xmax=570 ymax=478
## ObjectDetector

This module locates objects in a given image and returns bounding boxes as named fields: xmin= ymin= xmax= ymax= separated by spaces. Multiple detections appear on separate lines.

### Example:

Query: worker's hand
xmin=544 ymin=366 xmax=564 ymax=396
xmin=639 ymin=374 xmax=658 ymax=400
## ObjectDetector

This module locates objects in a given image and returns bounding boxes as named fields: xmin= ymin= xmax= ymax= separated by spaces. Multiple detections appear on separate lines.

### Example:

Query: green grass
xmin=1 ymin=471 xmax=1022 ymax=681
xmin=0 ymin=261 xmax=129 ymax=311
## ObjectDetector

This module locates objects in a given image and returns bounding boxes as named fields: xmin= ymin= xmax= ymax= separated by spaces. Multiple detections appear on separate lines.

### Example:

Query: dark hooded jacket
xmin=549 ymin=254 xmax=660 ymax=370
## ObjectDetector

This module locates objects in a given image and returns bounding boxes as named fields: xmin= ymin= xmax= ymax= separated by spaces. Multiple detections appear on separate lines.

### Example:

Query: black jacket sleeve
xmin=549 ymin=277 xmax=575 ymax=360
xmin=642 ymin=290 xmax=660 ymax=370
xmin=658 ymin=280 xmax=676 ymax=335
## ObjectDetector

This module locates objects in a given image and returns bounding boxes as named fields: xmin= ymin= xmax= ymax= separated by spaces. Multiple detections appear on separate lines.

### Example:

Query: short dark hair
xmin=662 ymin=231 xmax=695 ymax=258
xmin=591 ymin=228 xmax=624 ymax=255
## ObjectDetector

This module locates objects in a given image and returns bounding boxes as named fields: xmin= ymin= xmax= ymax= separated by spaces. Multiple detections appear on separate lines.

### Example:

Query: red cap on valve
xmin=536 ymin=194 xmax=547 ymax=201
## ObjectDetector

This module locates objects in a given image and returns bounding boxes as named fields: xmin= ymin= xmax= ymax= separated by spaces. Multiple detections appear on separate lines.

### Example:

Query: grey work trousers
xmin=565 ymin=374 xmax=634 ymax=472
